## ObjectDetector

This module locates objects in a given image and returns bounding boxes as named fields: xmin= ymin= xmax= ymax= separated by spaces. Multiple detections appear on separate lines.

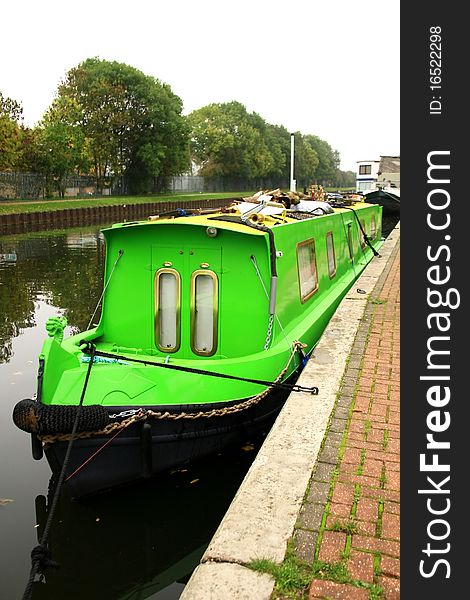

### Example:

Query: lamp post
xmin=290 ymin=133 xmax=296 ymax=192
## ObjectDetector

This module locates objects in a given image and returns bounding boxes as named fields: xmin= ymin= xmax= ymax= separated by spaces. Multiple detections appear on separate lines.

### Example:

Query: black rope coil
xmin=13 ymin=398 xmax=110 ymax=435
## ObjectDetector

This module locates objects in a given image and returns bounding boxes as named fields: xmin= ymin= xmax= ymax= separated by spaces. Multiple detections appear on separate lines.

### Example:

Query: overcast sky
xmin=2 ymin=0 xmax=399 ymax=172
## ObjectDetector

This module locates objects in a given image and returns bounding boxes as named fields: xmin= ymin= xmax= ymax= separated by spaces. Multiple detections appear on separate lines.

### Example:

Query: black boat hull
xmin=363 ymin=190 xmax=400 ymax=216
xmin=44 ymin=387 xmax=289 ymax=498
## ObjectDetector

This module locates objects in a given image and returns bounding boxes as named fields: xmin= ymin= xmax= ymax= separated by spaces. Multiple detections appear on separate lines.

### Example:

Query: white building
xmin=356 ymin=160 xmax=380 ymax=193
xmin=356 ymin=156 xmax=400 ymax=194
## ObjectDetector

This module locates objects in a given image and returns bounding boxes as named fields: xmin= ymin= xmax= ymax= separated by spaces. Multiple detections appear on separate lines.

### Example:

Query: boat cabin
xmin=94 ymin=203 xmax=381 ymax=362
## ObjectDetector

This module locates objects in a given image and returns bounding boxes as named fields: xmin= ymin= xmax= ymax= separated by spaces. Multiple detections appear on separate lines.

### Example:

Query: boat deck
xmin=105 ymin=201 xmax=378 ymax=233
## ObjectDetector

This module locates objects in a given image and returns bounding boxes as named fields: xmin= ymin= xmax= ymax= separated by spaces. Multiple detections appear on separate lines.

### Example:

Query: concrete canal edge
xmin=180 ymin=222 xmax=400 ymax=600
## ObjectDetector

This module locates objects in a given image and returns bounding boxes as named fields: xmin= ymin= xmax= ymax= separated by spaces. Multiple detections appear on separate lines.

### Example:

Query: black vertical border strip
xmin=401 ymin=2 xmax=465 ymax=597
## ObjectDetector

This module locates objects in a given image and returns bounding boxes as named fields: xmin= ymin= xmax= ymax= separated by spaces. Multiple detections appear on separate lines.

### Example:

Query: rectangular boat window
xmin=155 ymin=269 xmax=181 ymax=352
xmin=326 ymin=231 xmax=336 ymax=278
xmin=191 ymin=270 xmax=218 ymax=356
xmin=347 ymin=223 xmax=354 ymax=260
xmin=370 ymin=216 xmax=377 ymax=239
xmin=297 ymin=239 xmax=318 ymax=302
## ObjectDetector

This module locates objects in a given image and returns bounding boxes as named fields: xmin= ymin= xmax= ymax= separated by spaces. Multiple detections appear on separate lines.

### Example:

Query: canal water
xmin=0 ymin=224 xmax=267 ymax=600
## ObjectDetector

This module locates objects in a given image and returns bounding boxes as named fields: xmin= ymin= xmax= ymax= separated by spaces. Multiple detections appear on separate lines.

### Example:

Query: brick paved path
xmin=292 ymin=242 xmax=400 ymax=600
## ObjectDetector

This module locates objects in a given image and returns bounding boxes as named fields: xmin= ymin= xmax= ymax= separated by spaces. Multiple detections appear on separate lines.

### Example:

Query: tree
xmin=266 ymin=126 xmax=320 ymax=185
xmin=263 ymin=124 xmax=290 ymax=178
xmin=54 ymin=58 xmax=189 ymax=193
xmin=31 ymin=97 xmax=91 ymax=197
xmin=188 ymin=102 xmax=278 ymax=179
xmin=0 ymin=92 xmax=23 ymax=171
xmin=0 ymin=92 xmax=23 ymax=122
xmin=332 ymin=169 xmax=356 ymax=189
xmin=291 ymin=132 xmax=320 ymax=187
xmin=189 ymin=106 xmax=323 ymax=188
xmin=304 ymin=135 xmax=339 ymax=185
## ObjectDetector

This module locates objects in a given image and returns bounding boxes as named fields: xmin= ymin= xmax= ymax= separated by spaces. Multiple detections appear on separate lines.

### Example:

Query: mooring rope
xmin=86 ymin=249 xmax=123 ymax=331
xmin=81 ymin=343 xmax=316 ymax=394
xmin=342 ymin=206 xmax=380 ymax=257
xmin=21 ymin=344 xmax=96 ymax=600
xmin=340 ymin=211 xmax=357 ymax=279
xmin=39 ymin=341 xmax=318 ymax=446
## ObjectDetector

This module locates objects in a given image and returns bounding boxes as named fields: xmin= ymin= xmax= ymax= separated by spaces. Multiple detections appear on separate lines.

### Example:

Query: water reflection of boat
xmin=0 ymin=251 xmax=17 ymax=263
xmin=13 ymin=198 xmax=382 ymax=498
xmin=65 ymin=232 xmax=102 ymax=249
xmin=30 ymin=441 xmax=261 ymax=600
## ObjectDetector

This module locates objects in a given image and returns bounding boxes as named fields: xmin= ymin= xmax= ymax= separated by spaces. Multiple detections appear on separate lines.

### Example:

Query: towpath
xmin=181 ymin=223 xmax=400 ymax=600
xmin=296 ymin=236 xmax=400 ymax=599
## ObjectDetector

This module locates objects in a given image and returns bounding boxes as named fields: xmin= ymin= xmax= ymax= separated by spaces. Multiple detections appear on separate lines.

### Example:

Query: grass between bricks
xmin=329 ymin=520 xmax=358 ymax=536
xmin=308 ymin=330 xmax=365 ymax=555
xmin=274 ymin=336 xmax=358 ymax=556
xmin=247 ymin=542 xmax=383 ymax=599
xmin=356 ymin=449 xmax=366 ymax=475
xmin=248 ymin=296 xmax=391 ymax=598
xmin=382 ymin=429 xmax=389 ymax=450
xmin=376 ymin=501 xmax=385 ymax=538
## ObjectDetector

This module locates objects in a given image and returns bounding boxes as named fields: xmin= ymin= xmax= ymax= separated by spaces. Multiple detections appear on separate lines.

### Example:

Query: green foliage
xmin=249 ymin=554 xmax=383 ymax=599
xmin=0 ymin=116 xmax=21 ymax=170
xmin=262 ymin=125 xmax=320 ymax=184
xmin=0 ymin=92 xmax=24 ymax=171
xmin=2 ymin=74 xmax=356 ymax=192
xmin=334 ymin=169 xmax=356 ymax=188
xmin=188 ymin=102 xmax=353 ymax=188
xmin=328 ymin=520 xmax=358 ymax=535
xmin=304 ymin=135 xmax=339 ymax=185
xmin=31 ymin=97 xmax=91 ymax=197
xmin=56 ymin=58 xmax=189 ymax=193
xmin=291 ymin=130 xmax=320 ymax=185
xmin=0 ymin=92 xmax=23 ymax=122
xmin=249 ymin=554 xmax=359 ymax=596
xmin=17 ymin=127 xmax=41 ymax=172
xmin=189 ymin=101 xmax=277 ymax=179
xmin=264 ymin=124 xmax=290 ymax=177
xmin=248 ymin=555 xmax=314 ymax=595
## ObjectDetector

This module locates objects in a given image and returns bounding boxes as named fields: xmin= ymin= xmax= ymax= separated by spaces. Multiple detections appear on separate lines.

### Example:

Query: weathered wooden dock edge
xmin=180 ymin=222 xmax=401 ymax=599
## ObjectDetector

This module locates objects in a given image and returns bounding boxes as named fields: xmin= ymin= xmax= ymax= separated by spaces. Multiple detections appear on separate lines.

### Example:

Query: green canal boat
xmin=13 ymin=198 xmax=382 ymax=497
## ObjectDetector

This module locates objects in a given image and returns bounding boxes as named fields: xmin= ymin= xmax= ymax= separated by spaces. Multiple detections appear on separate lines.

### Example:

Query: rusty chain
xmin=40 ymin=341 xmax=309 ymax=444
